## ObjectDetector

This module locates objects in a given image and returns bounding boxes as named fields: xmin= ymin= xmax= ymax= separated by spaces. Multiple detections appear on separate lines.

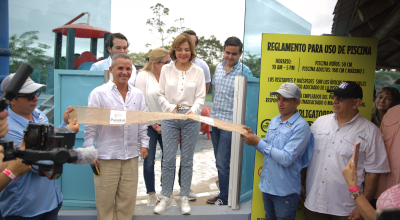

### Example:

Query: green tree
xmin=9 ymin=31 xmax=52 ymax=84
xmin=146 ymin=3 xmax=187 ymax=47
xmin=128 ymin=51 xmax=149 ymax=66
xmin=196 ymin=35 xmax=224 ymax=78
xmin=243 ymin=52 xmax=261 ymax=78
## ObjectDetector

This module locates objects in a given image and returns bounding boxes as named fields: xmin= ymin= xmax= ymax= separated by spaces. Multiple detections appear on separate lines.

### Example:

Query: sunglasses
xmin=159 ymin=59 xmax=171 ymax=65
xmin=334 ymin=96 xmax=347 ymax=102
xmin=17 ymin=90 xmax=41 ymax=101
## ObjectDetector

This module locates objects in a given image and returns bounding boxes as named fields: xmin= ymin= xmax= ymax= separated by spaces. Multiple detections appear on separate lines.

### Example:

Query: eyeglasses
xmin=159 ymin=59 xmax=171 ymax=65
xmin=334 ymin=96 xmax=347 ymax=102
xmin=17 ymin=90 xmax=41 ymax=101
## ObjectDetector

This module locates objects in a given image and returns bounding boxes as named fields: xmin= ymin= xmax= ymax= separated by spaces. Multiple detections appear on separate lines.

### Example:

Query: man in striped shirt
xmin=208 ymin=37 xmax=253 ymax=206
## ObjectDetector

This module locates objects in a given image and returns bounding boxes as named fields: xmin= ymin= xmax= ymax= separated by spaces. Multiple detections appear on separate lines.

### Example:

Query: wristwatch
xmin=350 ymin=190 xmax=362 ymax=200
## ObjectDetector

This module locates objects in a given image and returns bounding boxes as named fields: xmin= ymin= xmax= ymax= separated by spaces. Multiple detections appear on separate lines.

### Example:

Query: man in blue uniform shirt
xmin=0 ymin=74 xmax=74 ymax=220
xmin=242 ymin=82 xmax=314 ymax=220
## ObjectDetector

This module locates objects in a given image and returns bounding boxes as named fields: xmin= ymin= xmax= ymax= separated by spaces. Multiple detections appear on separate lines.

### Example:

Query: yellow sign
xmin=251 ymin=33 xmax=378 ymax=220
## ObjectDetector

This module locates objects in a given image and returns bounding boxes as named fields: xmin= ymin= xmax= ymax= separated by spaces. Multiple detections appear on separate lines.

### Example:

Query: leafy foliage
xmin=9 ymin=31 xmax=52 ymax=84
xmin=243 ymin=52 xmax=261 ymax=78
xmin=196 ymin=35 xmax=224 ymax=78
xmin=146 ymin=3 xmax=187 ymax=47
xmin=128 ymin=51 xmax=150 ymax=66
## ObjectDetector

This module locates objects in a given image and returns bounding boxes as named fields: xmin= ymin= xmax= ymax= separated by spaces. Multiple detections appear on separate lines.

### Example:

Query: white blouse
xmin=135 ymin=71 xmax=163 ymax=126
xmin=157 ymin=62 xmax=205 ymax=115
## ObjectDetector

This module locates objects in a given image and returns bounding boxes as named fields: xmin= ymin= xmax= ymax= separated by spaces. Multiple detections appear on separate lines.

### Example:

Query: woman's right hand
xmin=172 ymin=107 xmax=177 ymax=114
xmin=152 ymin=124 xmax=161 ymax=134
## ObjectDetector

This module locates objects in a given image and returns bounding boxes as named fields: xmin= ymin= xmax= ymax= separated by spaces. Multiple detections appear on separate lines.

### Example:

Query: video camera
xmin=0 ymin=63 xmax=78 ymax=179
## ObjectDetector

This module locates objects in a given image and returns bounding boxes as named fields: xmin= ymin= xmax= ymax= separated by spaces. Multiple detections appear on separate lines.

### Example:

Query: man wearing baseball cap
xmin=303 ymin=81 xmax=390 ymax=220
xmin=242 ymin=82 xmax=314 ymax=220
xmin=0 ymin=74 xmax=77 ymax=219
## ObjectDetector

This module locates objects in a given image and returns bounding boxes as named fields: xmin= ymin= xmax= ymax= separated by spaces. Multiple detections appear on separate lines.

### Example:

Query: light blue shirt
xmin=210 ymin=61 xmax=253 ymax=122
xmin=0 ymin=108 xmax=63 ymax=217
xmin=193 ymin=57 xmax=211 ymax=83
xmin=254 ymin=111 xmax=314 ymax=196
xmin=90 ymin=56 xmax=111 ymax=72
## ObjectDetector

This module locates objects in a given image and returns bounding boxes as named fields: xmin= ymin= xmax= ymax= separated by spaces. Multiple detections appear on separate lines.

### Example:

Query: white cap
xmin=270 ymin=82 xmax=301 ymax=100
xmin=1 ymin=73 xmax=45 ymax=94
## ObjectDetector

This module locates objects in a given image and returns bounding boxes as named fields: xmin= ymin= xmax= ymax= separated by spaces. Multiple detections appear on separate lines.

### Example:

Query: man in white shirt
xmin=90 ymin=33 xmax=137 ymax=86
xmin=84 ymin=53 xmax=149 ymax=220
xmin=303 ymin=81 xmax=390 ymax=220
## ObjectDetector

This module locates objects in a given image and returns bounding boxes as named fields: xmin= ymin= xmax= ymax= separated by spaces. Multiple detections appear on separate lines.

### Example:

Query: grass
xmin=205 ymin=94 xmax=212 ymax=102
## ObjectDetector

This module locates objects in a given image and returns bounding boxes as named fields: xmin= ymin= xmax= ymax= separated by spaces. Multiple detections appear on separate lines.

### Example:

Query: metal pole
xmin=66 ymin=29 xmax=75 ymax=70
xmin=0 ymin=0 xmax=11 ymax=82
xmin=90 ymin=38 xmax=98 ymax=59
xmin=54 ymin=33 xmax=62 ymax=69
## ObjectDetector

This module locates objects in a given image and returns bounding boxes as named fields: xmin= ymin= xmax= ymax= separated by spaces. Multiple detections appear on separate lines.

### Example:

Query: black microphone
xmin=0 ymin=63 xmax=33 ymax=112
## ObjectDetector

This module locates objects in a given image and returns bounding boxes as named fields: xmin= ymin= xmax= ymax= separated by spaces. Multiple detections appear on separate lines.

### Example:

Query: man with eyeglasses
xmin=90 ymin=33 xmax=137 ymax=86
xmin=0 ymin=74 xmax=63 ymax=220
xmin=303 ymin=81 xmax=390 ymax=220
xmin=0 ymin=74 xmax=78 ymax=220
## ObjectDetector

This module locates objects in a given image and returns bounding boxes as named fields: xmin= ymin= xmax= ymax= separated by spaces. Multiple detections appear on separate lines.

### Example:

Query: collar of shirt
xmin=8 ymin=107 xmax=46 ymax=127
xmin=277 ymin=111 xmax=301 ymax=125
xmin=106 ymin=79 xmax=132 ymax=92
xmin=221 ymin=60 xmax=242 ymax=74
xmin=333 ymin=112 xmax=360 ymax=128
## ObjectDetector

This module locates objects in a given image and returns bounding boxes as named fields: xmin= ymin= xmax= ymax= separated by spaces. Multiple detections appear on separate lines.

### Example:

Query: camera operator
xmin=0 ymin=74 xmax=78 ymax=220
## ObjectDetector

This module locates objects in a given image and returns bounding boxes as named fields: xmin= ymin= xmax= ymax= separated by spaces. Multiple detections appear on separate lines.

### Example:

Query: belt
xmin=177 ymin=105 xmax=191 ymax=111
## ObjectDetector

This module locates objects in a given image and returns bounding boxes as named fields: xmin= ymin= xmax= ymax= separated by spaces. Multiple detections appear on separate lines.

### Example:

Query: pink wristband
xmin=3 ymin=169 xmax=17 ymax=181
xmin=153 ymin=125 xmax=158 ymax=130
xmin=348 ymin=185 xmax=359 ymax=193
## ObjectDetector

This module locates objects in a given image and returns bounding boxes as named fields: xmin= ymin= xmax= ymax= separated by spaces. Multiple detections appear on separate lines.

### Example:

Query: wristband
xmin=348 ymin=185 xmax=359 ymax=193
xmin=153 ymin=125 xmax=159 ymax=130
xmin=3 ymin=169 xmax=17 ymax=181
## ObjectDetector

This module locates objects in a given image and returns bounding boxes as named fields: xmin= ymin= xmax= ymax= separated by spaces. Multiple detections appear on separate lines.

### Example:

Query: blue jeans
xmin=160 ymin=109 xmax=200 ymax=197
xmin=210 ymin=127 xmax=232 ymax=204
xmin=4 ymin=202 xmax=62 ymax=220
xmin=262 ymin=193 xmax=298 ymax=220
xmin=143 ymin=126 xmax=163 ymax=194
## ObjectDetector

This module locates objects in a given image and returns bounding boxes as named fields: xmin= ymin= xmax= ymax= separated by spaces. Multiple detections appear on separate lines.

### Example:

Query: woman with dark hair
xmin=154 ymin=33 xmax=205 ymax=215
xmin=371 ymin=87 xmax=400 ymax=127
xmin=135 ymin=48 xmax=170 ymax=206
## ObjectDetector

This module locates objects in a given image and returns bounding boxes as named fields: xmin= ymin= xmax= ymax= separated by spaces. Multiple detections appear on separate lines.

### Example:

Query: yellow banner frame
xmin=251 ymin=33 xmax=378 ymax=220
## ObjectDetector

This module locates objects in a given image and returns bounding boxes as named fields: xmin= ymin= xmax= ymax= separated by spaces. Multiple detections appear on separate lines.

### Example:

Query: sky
xmin=111 ymin=0 xmax=338 ymax=54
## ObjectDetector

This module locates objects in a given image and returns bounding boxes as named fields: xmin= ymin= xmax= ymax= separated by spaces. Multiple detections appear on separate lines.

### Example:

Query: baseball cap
xmin=270 ymin=82 xmax=301 ymax=100
xmin=1 ymin=73 xmax=46 ymax=94
xmin=327 ymin=81 xmax=363 ymax=99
